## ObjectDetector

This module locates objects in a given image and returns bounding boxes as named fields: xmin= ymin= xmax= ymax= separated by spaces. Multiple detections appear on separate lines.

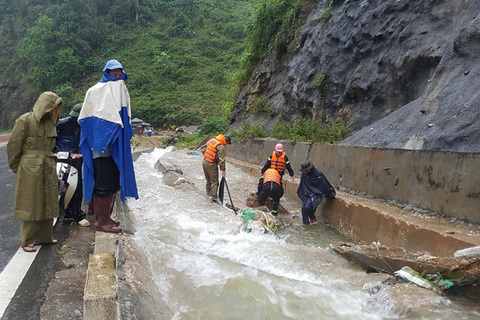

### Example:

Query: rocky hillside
xmin=230 ymin=0 xmax=480 ymax=153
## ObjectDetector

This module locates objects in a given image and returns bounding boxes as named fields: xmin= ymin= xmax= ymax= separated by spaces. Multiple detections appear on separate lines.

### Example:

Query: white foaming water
xmin=128 ymin=148 xmax=480 ymax=320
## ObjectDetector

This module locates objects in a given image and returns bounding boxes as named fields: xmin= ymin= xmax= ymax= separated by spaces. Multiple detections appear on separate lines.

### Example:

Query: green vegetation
xmin=236 ymin=0 xmax=316 ymax=90
xmin=131 ymin=138 xmax=141 ymax=148
xmin=1 ymin=1 xmax=350 ymax=148
xmin=0 ymin=0 xmax=253 ymax=127
xmin=313 ymin=73 xmax=328 ymax=90
xmin=271 ymin=116 xmax=351 ymax=143
xmin=318 ymin=5 xmax=333 ymax=22
xmin=199 ymin=116 xmax=229 ymax=136
xmin=57 ymin=246 xmax=70 ymax=255
xmin=230 ymin=123 xmax=268 ymax=138
xmin=247 ymin=96 xmax=276 ymax=115
xmin=175 ymin=133 xmax=205 ymax=149
xmin=173 ymin=113 xmax=351 ymax=148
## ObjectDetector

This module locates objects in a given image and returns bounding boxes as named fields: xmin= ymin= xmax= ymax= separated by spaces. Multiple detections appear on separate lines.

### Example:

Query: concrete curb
xmin=84 ymin=252 xmax=118 ymax=320
xmin=83 ymin=148 xmax=151 ymax=319
xmin=83 ymin=217 xmax=122 ymax=320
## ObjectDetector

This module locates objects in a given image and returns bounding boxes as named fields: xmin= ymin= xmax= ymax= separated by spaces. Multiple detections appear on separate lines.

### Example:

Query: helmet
xmin=69 ymin=103 xmax=82 ymax=117
xmin=224 ymin=134 xmax=231 ymax=145
xmin=275 ymin=143 xmax=284 ymax=152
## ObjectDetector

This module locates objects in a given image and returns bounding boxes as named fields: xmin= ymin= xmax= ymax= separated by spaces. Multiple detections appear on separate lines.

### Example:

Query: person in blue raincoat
xmin=55 ymin=103 xmax=90 ymax=227
xmin=297 ymin=161 xmax=338 ymax=225
xmin=78 ymin=59 xmax=138 ymax=233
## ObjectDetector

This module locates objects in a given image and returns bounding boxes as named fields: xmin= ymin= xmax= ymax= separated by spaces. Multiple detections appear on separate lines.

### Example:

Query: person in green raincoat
xmin=7 ymin=91 xmax=63 ymax=252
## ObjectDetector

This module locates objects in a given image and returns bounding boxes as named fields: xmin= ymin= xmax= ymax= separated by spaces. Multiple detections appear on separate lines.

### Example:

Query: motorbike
xmin=54 ymin=151 xmax=81 ymax=228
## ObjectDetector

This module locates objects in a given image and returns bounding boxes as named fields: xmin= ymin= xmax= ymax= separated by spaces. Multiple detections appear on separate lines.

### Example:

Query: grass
xmin=131 ymin=138 xmax=141 ymax=148
xmin=57 ymin=246 xmax=70 ymax=255
xmin=318 ymin=5 xmax=333 ymax=22
xmin=247 ymin=96 xmax=276 ymax=116
xmin=175 ymin=133 xmax=206 ymax=149
xmin=237 ymin=116 xmax=352 ymax=143
xmin=229 ymin=123 xmax=268 ymax=139
xmin=313 ymin=73 xmax=328 ymax=90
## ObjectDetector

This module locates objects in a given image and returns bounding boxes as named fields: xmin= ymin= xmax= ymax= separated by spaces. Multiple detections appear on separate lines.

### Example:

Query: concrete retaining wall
xmin=228 ymin=139 xmax=480 ymax=224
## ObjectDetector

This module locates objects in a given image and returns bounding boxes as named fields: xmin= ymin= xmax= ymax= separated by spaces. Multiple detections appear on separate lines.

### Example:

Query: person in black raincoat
xmin=55 ymin=103 xmax=90 ymax=226
xmin=297 ymin=161 xmax=338 ymax=225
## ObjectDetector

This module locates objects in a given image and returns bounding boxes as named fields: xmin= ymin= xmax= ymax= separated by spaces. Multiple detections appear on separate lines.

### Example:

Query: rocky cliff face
xmin=230 ymin=0 xmax=480 ymax=153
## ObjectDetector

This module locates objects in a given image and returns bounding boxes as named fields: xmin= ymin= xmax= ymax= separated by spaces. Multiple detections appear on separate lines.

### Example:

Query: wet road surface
xmin=0 ymin=144 xmax=68 ymax=320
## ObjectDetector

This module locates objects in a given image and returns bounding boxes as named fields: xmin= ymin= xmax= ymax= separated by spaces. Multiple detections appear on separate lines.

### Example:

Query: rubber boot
xmin=87 ymin=198 xmax=95 ymax=215
xmin=93 ymin=194 xmax=122 ymax=233
xmin=107 ymin=194 xmax=121 ymax=227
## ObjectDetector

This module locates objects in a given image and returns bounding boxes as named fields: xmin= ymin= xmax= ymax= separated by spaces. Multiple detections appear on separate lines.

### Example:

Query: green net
xmin=240 ymin=208 xmax=260 ymax=232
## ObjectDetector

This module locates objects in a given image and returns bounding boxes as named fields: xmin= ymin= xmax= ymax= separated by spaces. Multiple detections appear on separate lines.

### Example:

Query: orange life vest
xmin=270 ymin=151 xmax=286 ymax=174
xmin=263 ymin=168 xmax=281 ymax=185
xmin=204 ymin=138 xmax=222 ymax=163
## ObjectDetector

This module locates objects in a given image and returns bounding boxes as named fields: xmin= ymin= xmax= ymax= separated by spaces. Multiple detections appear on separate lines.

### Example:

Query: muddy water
xmin=128 ymin=148 xmax=480 ymax=320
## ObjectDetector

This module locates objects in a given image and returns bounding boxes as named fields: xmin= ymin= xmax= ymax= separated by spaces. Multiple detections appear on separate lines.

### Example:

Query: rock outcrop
xmin=230 ymin=0 xmax=480 ymax=152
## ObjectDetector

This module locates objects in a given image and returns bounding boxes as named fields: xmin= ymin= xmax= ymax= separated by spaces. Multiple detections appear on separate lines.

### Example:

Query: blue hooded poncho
xmin=78 ymin=59 xmax=138 ymax=203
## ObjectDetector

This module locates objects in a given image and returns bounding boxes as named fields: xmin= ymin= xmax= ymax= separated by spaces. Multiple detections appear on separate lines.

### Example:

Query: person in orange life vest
xmin=202 ymin=133 xmax=231 ymax=201
xmin=261 ymin=143 xmax=294 ymax=183
xmin=257 ymin=168 xmax=284 ymax=216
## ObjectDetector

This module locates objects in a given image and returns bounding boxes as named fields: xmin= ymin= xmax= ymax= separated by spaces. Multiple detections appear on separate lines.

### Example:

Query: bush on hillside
xmin=271 ymin=121 xmax=292 ymax=140
xmin=199 ymin=116 xmax=229 ymax=135
xmin=229 ymin=123 xmax=268 ymax=138
xmin=247 ymin=96 xmax=276 ymax=115
xmin=241 ymin=0 xmax=296 ymax=80
xmin=270 ymin=116 xmax=352 ymax=143
xmin=321 ymin=115 xmax=353 ymax=143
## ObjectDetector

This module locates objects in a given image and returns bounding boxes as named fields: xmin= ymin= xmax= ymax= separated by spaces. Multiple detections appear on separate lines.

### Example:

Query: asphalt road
xmin=0 ymin=144 xmax=69 ymax=320
xmin=0 ymin=144 xmax=19 ymax=273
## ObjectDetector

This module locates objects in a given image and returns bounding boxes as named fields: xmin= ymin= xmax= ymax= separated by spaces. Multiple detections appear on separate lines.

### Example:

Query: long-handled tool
xmin=219 ymin=177 xmax=237 ymax=215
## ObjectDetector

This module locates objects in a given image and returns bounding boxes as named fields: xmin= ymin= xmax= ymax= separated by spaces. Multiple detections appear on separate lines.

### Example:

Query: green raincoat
xmin=7 ymin=92 xmax=63 ymax=221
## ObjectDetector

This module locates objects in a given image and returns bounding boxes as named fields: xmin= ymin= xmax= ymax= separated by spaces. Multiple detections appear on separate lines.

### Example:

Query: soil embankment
xmin=0 ymin=134 xmax=9 ymax=144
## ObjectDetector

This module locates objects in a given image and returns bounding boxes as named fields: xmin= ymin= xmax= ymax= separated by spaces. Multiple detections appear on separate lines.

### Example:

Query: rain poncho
xmin=7 ymin=92 xmax=62 ymax=220
xmin=297 ymin=165 xmax=336 ymax=209
xmin=55 ymin=116 xmax=81 ymax=153
xmin=78 ymin=59 xmax=138 ymax=203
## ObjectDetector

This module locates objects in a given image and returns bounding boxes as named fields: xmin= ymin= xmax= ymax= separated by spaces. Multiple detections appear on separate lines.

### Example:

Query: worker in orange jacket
xmin=257 ymin=168 xmax=284 ymax=216
xmin=202 ymin=133 xmax=231 ymax=202
xmin=261 ymin=143 xmax=294 ymax=183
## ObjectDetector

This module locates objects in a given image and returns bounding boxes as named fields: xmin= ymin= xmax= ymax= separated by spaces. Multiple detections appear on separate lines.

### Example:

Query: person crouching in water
xmin=202 ymin=133 xmax=231 ymax=202
xmin=78 ymin=59 xmax=138 ymax=233
xmin=257 ymin=168 xmax=284 ymax=216
xmin=297 ymin=161 xmax=338 ymax=225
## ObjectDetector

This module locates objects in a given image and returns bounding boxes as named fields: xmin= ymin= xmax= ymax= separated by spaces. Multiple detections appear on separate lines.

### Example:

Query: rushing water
xmin=128 ymin=148 xmax=480 ymax=320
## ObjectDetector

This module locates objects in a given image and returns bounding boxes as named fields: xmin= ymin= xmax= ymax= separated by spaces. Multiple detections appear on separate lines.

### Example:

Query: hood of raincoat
xmin=33 ymin=91 xmax=63 ymax=122
xmin=100 ymin=59 xmax=128 ymax=83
